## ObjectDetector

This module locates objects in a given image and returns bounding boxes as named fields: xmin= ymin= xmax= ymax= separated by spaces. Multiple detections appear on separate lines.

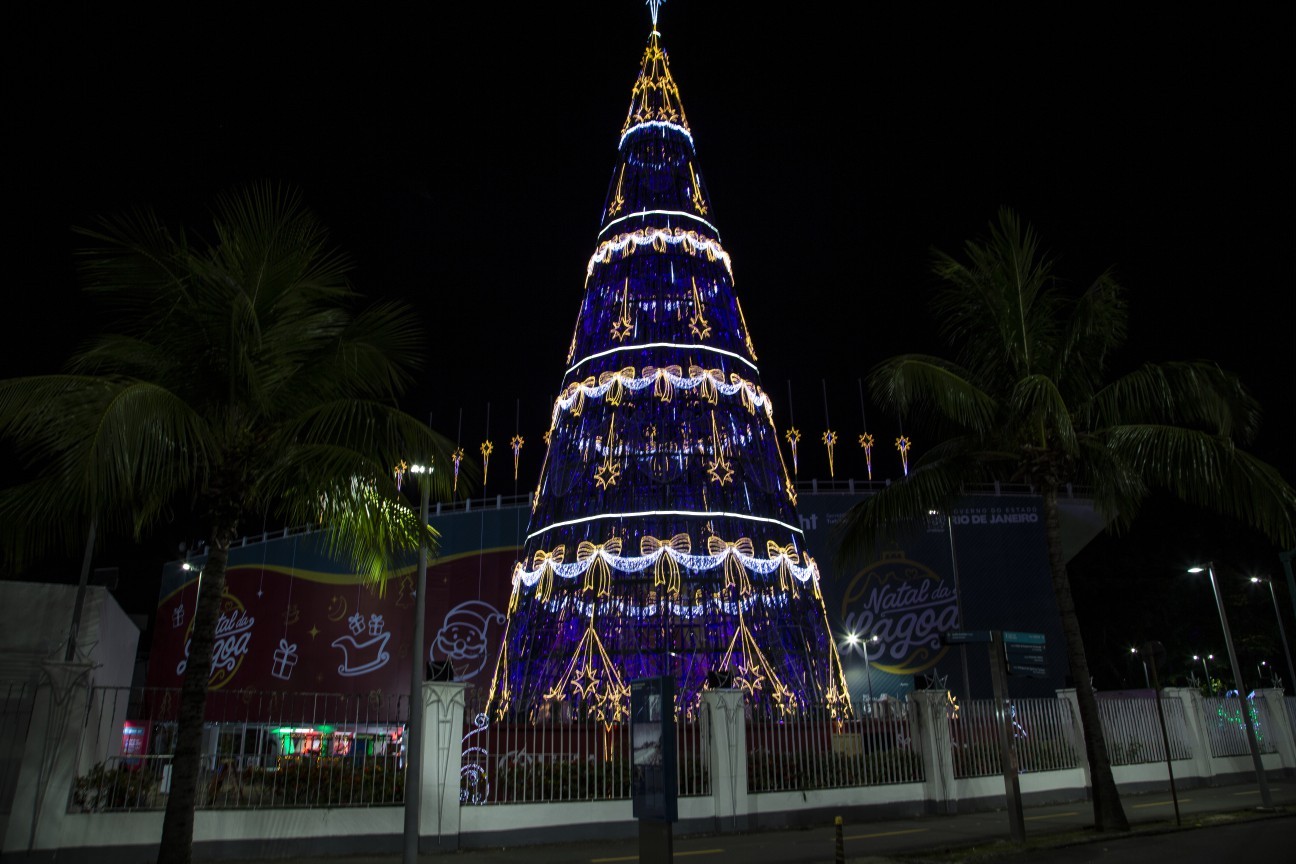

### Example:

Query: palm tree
xmin=0 ymin=184 xmax=461 ymax=864
xmin=836 ymin=208 xmax=1296 ymax=832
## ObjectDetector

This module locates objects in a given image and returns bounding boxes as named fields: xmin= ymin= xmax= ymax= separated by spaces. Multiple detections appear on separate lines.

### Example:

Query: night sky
xmin=6 ymin=2 xmax=1294 ymax=665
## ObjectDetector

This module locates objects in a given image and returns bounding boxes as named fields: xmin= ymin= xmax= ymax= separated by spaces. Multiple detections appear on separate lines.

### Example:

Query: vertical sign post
xmin=989 ymin=631 xmax=1025 ymax=843
xmin=631 ymin=676 xmax=677 ymax=862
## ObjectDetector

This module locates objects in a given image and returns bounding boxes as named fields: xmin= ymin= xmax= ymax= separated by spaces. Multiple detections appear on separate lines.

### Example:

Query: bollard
xmin=835 ymin=815 xmax=845 ymax=863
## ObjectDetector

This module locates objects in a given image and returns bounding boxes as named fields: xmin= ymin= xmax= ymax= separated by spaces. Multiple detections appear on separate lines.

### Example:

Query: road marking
xmin=1133 ymin=799 xmax=1190 ymax=808
xmin=843 ymin=828 xmax=927 ymax=840
xmin=592 ymin=851 xmax=722 ymax=863
xmin=1026 ymin=811 xmax=1080 ymax=821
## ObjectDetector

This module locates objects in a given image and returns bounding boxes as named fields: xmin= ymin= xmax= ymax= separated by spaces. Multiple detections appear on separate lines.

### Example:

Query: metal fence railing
xmin=950 ymin=698 xmax=1078 ymax=778
xmin=1200 ymin=694 xmax=1279 ymax=758
xmin=1097 ymin=696 xmax=1193 ymax=765
xmin=745 ymin=704 xmax=923 ymax=793
xmin=69 ymin=687 xmax=408 ymax=812
xmin=1 ymin=680 xmax=36 ymax=821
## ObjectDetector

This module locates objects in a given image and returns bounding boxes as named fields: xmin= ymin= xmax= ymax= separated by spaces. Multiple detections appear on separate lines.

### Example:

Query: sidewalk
xmin=223 ymin=779 xmax=1295 ymax=864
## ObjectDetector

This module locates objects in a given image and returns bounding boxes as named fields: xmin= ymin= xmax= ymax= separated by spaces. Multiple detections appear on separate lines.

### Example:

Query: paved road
xmin=219 ymin=780 xmax=1294 ymax=863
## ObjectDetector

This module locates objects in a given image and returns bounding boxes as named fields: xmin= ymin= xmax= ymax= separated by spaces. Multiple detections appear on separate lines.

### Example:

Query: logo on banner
xmin=176 ymin=591 xmax=256 ymax=690
xmin=840 ymin=550 xmax=959 ymax=674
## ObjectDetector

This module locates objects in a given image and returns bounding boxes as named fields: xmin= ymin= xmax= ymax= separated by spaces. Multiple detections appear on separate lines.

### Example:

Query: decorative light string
xmin=566 ymin=341 xmax=759 ymax=378
xmin=587 ymin=227 xmax=732 ymax=279
xmin=552 ymin=365 xmax=773 ymax=427
xmin=526 ymin=508 xmax=804 ymax=543
xmin=600 ymin=208 xmax=719 ymax=240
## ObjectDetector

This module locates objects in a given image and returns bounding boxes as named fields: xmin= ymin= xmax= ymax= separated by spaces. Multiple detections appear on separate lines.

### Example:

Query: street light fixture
xmin=1192 ymin=653 xmax=1214 ymax=691
xmin=1130 ymin=647 xmax=1149 ymax=688
xmin=1249 ymin=575 xmax=1295 ymax=692
xmin=847 ymin=631 xmax=882 ymax=711
xmin=1188 ymin=563 xmax=1272 ymax=807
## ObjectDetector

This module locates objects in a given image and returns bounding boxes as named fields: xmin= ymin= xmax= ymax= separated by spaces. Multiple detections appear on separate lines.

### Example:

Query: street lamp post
xmin=1188 ymin=563 xmax=1273 ymax=808
xmin=1250 ymin=575 xmax=1296 ymax=692
xmin=847 ymin=632 xmax=881 ymax=712
xmin=403 ymin=463 xmax=432 ymax=864
xmin=1192 ymin=653 xmax=1214 ymax=691
xmin=1130 ymin=647 xmax=1149 ymax=688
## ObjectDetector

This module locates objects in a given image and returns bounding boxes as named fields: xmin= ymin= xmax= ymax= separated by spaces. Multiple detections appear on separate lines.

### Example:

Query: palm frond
xmin=1010 ymin=374 xmax=1077 ymax=454
xmin=868 ymin=355 xmax=997 ymax=433
xmin=1084 ymin=361 xmax=1261 ymax=443
xmin=1106 ymin=424 xmax=1296 ymax=547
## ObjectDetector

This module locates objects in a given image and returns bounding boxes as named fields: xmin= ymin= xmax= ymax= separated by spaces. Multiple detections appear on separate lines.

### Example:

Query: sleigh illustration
xmin=331 ymin=631 xmax=391 ymax=677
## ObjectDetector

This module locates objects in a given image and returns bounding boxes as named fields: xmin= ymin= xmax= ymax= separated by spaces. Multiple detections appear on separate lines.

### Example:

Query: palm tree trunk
xmin=157 ymin=530 xmax=232 ymax=864
xmin=1042 ymin=487 xmax=1129 ymax=831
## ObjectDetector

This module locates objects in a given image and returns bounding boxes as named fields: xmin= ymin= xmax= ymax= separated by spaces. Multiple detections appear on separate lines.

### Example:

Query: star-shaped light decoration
xmin=822 ymin=429 xmax=838 ymax=477
xmin=594 ymin=458 xmax=621 ymax=489
xmin=480 ymin=440 xmax=494 ymax=485
xmin=858 ymin=432 xmax=874 ymax=480
xmin=707 ymin=454 xmax=733 ymax=485
xmin=688 ymin=278 xmax=710 ymax=339
xmin=572 ymin=664 xmax=602 ymax=700
xmin=895 ymin=435 xmax=912 ymax=475
xmin=510 ymin=434 xmax=524 ymax=481
xmin=393 ymin=459 xmax=408 ymax=491
xmin=611 ymin=280 xmax=633 ymax=341
xmin=451 ymin=447 xmax=465 ymax=493
xmin=731 ymin=660 xmax=766 ymax=695
xmin=689 ymin=162 xmax=707 ymax=215
xmin=784 ymin=427 xmax=801 ymax=474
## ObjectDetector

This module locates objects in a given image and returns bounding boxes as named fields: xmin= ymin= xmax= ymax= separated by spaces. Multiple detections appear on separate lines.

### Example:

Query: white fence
xmin=1097 ymin=694 xmax=1193 ymax=765
xmin=6 ymin=673 xmax=1296 ymax=860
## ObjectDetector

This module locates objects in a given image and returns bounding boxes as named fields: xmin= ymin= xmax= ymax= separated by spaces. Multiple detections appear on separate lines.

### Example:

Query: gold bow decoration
xmin=576 ymin=537 xmax=623 ymax=596
xmin=531 ymin=545 xmax=565 ymax=602
xmin=645 ymin=365 xmax=683 ymax=402
xmin=732 ymin=373 xmax=757 ymax=415
xmin=565 ymin=376 xmax=597 ymax=417
xmin=508 ymin=563 xmax=524 ymax=613
xmin=641 ymin=533 xmax=692 ymax=595
xmin=688 ymin=366 xmax=723 ymax=404
xmin=766 ymin=540 xmax=801 ymax=593
xmin=706 ymin=535 xmax=755 ymax=595
xmin=599 ymin=367 xmax=636 ymax=406
xmin=803 ymin=553 xmax=823 ymax=599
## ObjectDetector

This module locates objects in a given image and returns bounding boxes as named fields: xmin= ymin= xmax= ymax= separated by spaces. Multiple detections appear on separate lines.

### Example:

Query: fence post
xmin=1054 ymin=689 xmax=1090 ymax=789
xmin=420 ymin=681 xmax=467 ymax=851
xmin=701 ymin=689 xmax=747 ymax=832
xmin=908 ymin=691 xmax=956 ymax=814
xmin=1 ymin=661 xmax=95 ymax=858
xmin=1166 ymin=687 xmax=1213 ymax=782
xmin=1256 ymin=688 xmax=1296 ymax=771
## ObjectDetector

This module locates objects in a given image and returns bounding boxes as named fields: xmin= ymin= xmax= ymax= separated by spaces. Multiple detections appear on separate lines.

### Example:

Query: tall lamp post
xmin=1192 ymin=653 xmax=1214 ymax=692
xmin=1130 ymin=647 xmax=1149 ymax=688
xmin=1250 ymin=575 xmax=1296 ymax=692
xmin=403 ymin=462 xmax=432 ymax=864
xmin=846 ymin=632 xmax=881 ymax=712
xmin=1188 ymin=563 xmax=1272 ymax=808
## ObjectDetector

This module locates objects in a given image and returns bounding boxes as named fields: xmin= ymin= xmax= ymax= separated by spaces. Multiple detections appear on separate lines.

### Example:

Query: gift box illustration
xmin=271 ymin=638 xmax=299 ymax=680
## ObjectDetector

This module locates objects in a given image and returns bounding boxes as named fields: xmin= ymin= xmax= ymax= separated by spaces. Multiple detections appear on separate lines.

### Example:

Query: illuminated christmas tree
xmin=488 ymin=6 xmax=850 ymax=723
